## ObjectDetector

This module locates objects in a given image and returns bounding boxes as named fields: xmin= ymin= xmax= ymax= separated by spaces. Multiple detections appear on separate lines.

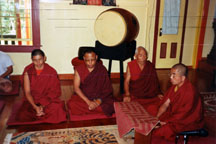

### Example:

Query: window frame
xmin=0 ymin=0 xmax=40 ymax=52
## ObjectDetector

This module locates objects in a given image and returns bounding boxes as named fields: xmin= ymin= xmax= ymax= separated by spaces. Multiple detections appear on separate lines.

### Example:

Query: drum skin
xmin=94 ymin=8 xmax=139 ymax=47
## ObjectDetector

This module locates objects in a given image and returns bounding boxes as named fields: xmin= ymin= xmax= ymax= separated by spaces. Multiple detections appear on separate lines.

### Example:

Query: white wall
xmin=9 ymin=0 xmax=151 ymax=75
xmin=7 ymin=0 xmax=211 ymax=75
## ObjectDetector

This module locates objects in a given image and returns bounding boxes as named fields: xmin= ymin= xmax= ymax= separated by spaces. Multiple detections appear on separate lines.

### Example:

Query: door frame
xmin=152 ymin=0 xmax=189 ymax=67
xmin=195 ymin=0 xmax=210 ymax=68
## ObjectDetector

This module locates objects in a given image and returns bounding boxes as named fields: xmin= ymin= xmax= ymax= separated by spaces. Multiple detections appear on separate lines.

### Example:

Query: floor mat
xmin=5 ymin=125 xmax=133 ymax=144
xmin=202 ymin=92 xmax=216 ymax=117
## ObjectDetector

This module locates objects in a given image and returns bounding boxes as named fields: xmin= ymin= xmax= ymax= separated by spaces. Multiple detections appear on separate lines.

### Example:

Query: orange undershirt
xmin=36 ymin=69 xmax=43 ymax=75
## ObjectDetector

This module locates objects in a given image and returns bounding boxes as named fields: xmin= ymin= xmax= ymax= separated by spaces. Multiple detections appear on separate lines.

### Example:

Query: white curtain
xmin=162 ymin=0 xmax=181 ymax=34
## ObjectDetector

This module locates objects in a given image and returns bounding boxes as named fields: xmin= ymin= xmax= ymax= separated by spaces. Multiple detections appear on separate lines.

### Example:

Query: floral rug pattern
xmin=10 ymin=125 xmax=119 ymax=144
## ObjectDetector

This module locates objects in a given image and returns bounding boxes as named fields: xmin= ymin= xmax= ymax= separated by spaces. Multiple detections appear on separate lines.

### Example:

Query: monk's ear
xmin=96 ymin=55 xmax=98 ymax=60
xmin=134 ymin=53 xmax=137 ymax=59
xmin=181 ymin=75 xmax=186 ymax=82
xmin=44 ymin=56 xmax=47 ymax=62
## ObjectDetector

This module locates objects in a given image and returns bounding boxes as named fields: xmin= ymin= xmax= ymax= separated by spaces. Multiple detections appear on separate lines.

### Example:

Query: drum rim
xmin=94 ymin=10 xmax=127 ymax=47
xmin=94 ymin=8 xmax=139 ymax=47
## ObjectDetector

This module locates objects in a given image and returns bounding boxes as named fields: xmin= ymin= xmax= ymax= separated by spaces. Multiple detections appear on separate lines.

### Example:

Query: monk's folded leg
xmin=15 ymin=102 xmax=37 ymax=122
xmin=43 ymin=102 xmax=67 ymax=123
xmin=15 ymin=101 xmax=66 ymax=123
xmin=67 ymin=95 xmax=104 ymax=116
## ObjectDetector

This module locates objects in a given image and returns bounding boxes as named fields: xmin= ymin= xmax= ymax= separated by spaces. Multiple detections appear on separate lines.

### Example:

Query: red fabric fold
xmin=129 ymin=60 xmax=162 ymax=99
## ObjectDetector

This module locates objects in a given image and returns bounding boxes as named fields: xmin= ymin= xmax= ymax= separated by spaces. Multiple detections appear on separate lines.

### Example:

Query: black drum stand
xmin=95 ymin=40 xmax=136 ymax=94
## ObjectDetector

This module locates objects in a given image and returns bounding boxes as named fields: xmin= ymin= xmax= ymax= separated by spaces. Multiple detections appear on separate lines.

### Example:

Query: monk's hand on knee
xmin=88 ymin=101 xmax=98 ymax=110
xmin=155 ymin=121 xmax=166 ymax=129
xmin=123 ymin=94 xmax=131 ymax=102
xmin=123 ymin=97 xmax=131 ymax=102
xmin=35 ymin=105 xmax=45 ymax=117
xmin=157 ymin=94 xmax=164 ymax=100
xmin=160 ymin=121 xmax=166 ymax=126
xmin=36 ymin=110 xmax=45 ymax=117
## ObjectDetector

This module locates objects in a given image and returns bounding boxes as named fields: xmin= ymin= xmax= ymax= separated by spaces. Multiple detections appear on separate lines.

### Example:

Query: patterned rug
xmin=201 ymin=92 xmax=216 ymax=117
xmin=4 ymin=125 xmax=133 ymax=144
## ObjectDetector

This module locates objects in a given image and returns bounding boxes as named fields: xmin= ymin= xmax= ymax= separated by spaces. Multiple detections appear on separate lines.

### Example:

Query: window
xmin=162 ymin=0 xmax=181 ymax=35
xmin=0 ymin=0 xmax=40 ymax=52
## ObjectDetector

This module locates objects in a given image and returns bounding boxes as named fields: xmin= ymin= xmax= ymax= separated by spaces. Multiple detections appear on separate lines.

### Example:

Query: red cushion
xmin=71 ymin=57 xmax=103 ymax=67
xmin=71 ymin=57 xmax=85 ymax=67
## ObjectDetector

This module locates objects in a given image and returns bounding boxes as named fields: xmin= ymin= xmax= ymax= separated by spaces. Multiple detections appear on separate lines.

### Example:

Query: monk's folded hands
xmin=88 ymin=100 xmax=98 ymax=110
xmin=157 ymin=94 xmax=164 ymax=100
xmin=35 ymin=105 xmax=45 ymax=117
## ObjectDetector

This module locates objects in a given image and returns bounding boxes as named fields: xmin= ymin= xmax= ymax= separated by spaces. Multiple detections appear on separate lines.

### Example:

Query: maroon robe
xmin=128 ymin=60 xmax=162 ymax=106
xmin=67 ymin=62 xmax=114 ymax=116
xmin=152 ymin=79 xmax=204 ymax=141
xmin=15 ymin=63 xmax=67 ymax=124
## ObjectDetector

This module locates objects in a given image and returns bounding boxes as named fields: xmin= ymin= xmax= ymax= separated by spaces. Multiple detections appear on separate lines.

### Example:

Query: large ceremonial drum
xmin=94 ymin=8 xmax=139 ymax=47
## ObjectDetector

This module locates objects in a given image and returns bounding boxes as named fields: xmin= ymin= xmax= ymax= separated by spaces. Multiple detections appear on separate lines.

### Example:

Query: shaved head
xmin=31 ymin=49 xmax=45 ymax=58
xmin=135 ymin=46 xmax=148 ymax=58
xmin=172 ymin=63 xmax=188 ymax=77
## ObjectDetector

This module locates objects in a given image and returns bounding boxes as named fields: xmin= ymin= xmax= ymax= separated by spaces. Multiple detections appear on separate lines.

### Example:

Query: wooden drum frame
xmin=94 ymin=8 xmax=139 ymax=47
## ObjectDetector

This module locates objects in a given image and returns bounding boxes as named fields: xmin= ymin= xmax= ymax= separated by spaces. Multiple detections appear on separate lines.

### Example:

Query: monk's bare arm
xmin=73 ymin=69 xmax=91 ymax=105
xmin=156 ymin=98 xmax=170 ymax=118
xmin=123 ymin=66 xmax=131 ymax=102
xmin=124 ymin=66 xmax=131 ymax=96
xmin=24 ymin=72 xmax=44 ymax=116
xmin=24 ymin=72 xmax=37 ymax=109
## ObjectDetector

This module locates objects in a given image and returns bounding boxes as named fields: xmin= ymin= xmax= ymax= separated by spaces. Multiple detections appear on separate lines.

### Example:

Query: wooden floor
xmin=0 ymin=68 xmax=215 ymax=143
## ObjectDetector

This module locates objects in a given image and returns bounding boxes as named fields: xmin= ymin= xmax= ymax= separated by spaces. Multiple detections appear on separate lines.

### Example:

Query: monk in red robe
xmin=152 ymin=63 xmax=204 ymax=141
xmin=15 ymin=49 xmax=67 ymax=124
xmin=123 ymin=46 xmax=163 ymax=106
xmin=67 ymin=48 xmax=114 ymax=117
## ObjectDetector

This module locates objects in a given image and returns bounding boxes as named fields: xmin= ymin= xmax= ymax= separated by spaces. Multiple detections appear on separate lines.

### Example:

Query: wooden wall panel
xmin=170 ymin=43 xmax=177 ymax=58
xmin=160 ymin=43 xmax=167 ymax=58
